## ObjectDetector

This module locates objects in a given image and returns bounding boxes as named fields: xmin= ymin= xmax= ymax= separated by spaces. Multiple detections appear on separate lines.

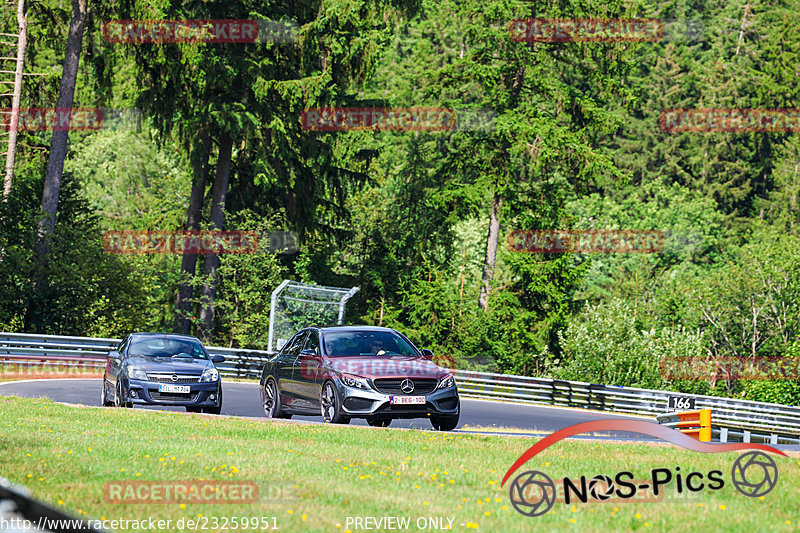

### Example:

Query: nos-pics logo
xmin=501 ymin=420 xmax=784 ymax=518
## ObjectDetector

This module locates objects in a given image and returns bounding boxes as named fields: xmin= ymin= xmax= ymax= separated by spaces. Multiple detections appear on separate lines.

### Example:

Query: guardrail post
xmin=699 ymin=408 xmax=711 ymax=442
xmin=674 ymin=409 xmax=712 ymax=442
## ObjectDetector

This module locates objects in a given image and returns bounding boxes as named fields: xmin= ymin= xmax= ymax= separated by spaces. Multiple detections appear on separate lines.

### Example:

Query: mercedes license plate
xmin=390 ymin=395 xmax=425 ymax=405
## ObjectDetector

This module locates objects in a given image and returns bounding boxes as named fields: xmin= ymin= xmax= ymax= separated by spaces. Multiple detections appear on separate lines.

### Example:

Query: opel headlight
xmin=127 ymin=366 xmax=148 ymax=381
xmin=201 ymin=368 xmax=219 ymax=382
xmin=341 ymin=373 xmax=369 ymax=389
xmin=437 ymin=374 xmax=455 ymax=389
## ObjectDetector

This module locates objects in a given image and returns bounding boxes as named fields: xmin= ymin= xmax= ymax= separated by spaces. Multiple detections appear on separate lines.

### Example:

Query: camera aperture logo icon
xmin=508 ymin=470 xmax=556 ymax=517
xmin=731 ymin=451 xmax=778 ymax=497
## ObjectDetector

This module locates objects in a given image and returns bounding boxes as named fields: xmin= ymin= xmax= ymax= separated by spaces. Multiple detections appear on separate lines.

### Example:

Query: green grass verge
xmin=1 ymin=395 xmax=797 ymax=532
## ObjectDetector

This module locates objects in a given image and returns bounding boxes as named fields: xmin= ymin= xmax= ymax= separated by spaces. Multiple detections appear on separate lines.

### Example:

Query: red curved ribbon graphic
xmin=502 ymin=419 xmax=786 ymax=486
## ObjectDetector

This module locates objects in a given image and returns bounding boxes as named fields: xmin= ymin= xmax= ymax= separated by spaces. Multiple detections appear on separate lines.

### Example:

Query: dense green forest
xmin=1 ymin=0 xmax=799 ymax=405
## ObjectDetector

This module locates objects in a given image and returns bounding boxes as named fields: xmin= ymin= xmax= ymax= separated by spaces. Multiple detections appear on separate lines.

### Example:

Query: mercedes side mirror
xmin=421 ymin=349 xmax=434 ymax=360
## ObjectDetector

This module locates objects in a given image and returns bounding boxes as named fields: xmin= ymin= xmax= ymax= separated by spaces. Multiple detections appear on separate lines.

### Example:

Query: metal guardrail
xmin=2 ymin=332 xmax=799 ymax=442
xmin=0 ymin=332 xmax=271 ymax=379
xmin=0 ymin=477 xmax=104 ymax=532
xmin=452 ymin=369 xmax=800 ymax=443
xmin=656 ymin=413 xmax=800 ymax=445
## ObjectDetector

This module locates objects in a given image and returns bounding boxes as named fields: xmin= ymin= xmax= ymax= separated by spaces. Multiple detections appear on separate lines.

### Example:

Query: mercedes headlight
xmin=127 ymin=366 xmax=148 ymax=381
xmin=437 ymin=374 xmax=455 ymax=389
xmin=200 ymin=368 xmax=219 ymax=382
xmin=341 ymin=373 xmax=369 ymax=390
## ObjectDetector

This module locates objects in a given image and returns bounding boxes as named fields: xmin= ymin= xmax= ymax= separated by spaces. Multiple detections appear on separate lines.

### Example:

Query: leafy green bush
xmin=210 ymin=210 xmax=288 ymax=350
xmin=0 ymin=165 xmax=152 ymax=336
xmin=550 ymin=298 xmax=706 ymax=389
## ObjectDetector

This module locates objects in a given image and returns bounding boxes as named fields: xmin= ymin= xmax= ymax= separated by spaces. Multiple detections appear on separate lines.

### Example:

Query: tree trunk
xmin=198 ymin=133 xmax=233 ymax=340
xmin=37 ymin=0 xmax=87 ymax=258
xmin=3 ymin=0 xmax=29 ymax=200
xmin=175 ymin=131 xmax=212 ymax=333
xmin=478 ymin=192 xmax=502 ymax=311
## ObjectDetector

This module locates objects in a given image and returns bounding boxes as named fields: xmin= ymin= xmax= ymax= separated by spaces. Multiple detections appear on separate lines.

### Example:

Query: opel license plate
xmin=159 ymin=384 xmax=190 ymax=394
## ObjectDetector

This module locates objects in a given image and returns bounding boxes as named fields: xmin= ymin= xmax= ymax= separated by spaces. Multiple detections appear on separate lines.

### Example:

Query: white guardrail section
xmin=1 ymin=332 xmax=799 ymax=443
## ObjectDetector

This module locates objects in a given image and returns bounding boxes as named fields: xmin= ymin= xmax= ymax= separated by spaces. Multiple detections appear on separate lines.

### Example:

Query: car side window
xmin=117 ymin=336 xmax=128 ymax=354
xmin=279 ymin=333 xmax=298 ymax=355
xmin=284 ymin=331 xmax=308 ymax=357
xmin=304 ymin=331 xmax=320 ymax=355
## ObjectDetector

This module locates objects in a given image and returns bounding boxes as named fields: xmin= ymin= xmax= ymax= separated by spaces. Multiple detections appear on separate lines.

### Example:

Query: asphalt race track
xmin=0 ymin=378 xmax=650 ymax=439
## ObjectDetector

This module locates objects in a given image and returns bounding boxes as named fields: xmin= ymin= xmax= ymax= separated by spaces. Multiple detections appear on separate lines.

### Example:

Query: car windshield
xmin=322 ymin=331 xmax=418 ymax=358
xmin=128 ymin=337 xmax=208 ymax=359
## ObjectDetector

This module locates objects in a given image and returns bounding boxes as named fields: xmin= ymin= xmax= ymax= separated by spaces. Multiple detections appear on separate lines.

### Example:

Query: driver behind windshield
xmin=129 ymin=338 xmax=207 ymax=359
xmin=369 ymin=339 xmax=386 ymax=356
